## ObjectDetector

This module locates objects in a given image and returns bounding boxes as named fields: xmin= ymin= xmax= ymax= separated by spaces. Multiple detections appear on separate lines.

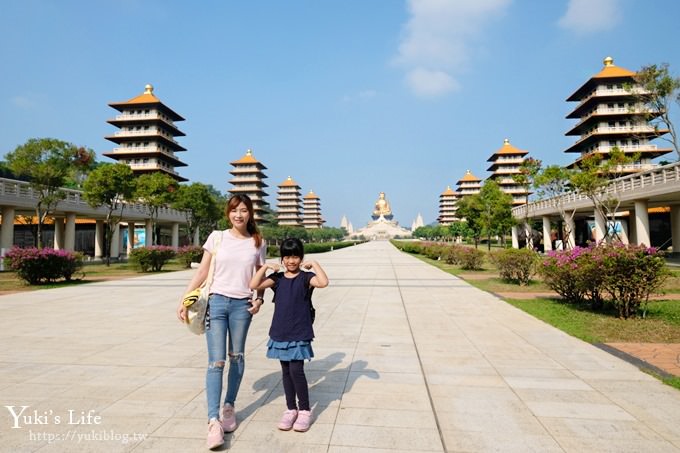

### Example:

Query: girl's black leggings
xmin=280 ymin=360 xmax=310 ymax=411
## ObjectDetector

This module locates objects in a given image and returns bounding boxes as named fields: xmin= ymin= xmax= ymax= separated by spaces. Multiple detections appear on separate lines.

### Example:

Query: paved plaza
xmin=1 ymin=241 xmax=680 ymax=452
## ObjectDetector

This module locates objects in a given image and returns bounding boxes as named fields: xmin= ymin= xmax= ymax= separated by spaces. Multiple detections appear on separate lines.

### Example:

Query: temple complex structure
xmin=228 ymin=149 xmax=269 ymax=222
xmin=438 ymin=186 xmax=459 ymax=225
xmin=104 ymin=84 xmax=188 ymax=181
xmin=302 ymin=190 xmax=324 ymax=229
xmin=486 ymin=139 xmax=531 ymax=205
xmin=276 ymin=176 xmax=302 ymax=226
xmin=350 ymin=192 xmax=411 ymax=239
xmin=456 ymin=170 xmax=482 ymax=197
xmin=564 ymin=57 xmax=672 ymax=173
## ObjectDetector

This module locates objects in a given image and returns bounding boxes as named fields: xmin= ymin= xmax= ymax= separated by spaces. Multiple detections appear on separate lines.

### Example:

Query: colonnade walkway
xmin=1 ymin=241 xmax=680 ymax=452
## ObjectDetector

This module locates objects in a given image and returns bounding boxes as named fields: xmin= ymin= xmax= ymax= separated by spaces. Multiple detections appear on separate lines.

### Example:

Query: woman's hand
xmin=248 ymin=297 xmax=264 ymax=315
xmin=177 ymin=302 xmax=188 ymax=323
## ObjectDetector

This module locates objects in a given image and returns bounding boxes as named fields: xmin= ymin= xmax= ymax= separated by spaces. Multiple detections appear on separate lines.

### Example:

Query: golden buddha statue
xmin=372 ymin=192 xmax=394 ymax=220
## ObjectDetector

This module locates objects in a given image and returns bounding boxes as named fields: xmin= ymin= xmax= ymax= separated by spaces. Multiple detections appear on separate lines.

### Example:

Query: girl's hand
xmin=177 ymin=302 xmax=188 ymax=323
xmin=301 ymin=260 xmax=315 ymax=270
xmin=268 ymin=263 xmax=281 ymax=272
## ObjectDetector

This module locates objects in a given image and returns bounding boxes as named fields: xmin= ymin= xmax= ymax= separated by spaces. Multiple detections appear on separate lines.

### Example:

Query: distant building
xmin=104 ymin=84 xmax=188 ymax=181
xmin=276 ymin=176 xmax=302 ymax=226
xmin=486 ymin=139 xmax=531 ymax=205
xmin=564 ymin=56 xmax=672 ymax=173
xmin=302 ymin=190 xmax=324 ymax=229
xmin=456 ymin=170 xmax=482 ymax=197
xmin=438 ymin=186 xmax=459 ymax=225
xmin=228 ymin=149 xmax=269 ymax=222
xmin=411 ymin=213 xmax=424 ymax=231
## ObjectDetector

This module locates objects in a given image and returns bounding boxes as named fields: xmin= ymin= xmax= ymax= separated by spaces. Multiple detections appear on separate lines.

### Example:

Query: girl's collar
xmin=226 ymin=228 xmax=251 ymax=240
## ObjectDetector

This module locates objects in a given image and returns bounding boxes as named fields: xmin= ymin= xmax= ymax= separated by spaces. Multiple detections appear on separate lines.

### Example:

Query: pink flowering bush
xmin=176 ymin=245 xmax=203 ymax=268
xmin=540 ymin=244 xmax=668 ymax=318
xmin=3 ymin=247 xmax=83 ymax=284
xmin=129 ymin=246 xmax=176 ymax=272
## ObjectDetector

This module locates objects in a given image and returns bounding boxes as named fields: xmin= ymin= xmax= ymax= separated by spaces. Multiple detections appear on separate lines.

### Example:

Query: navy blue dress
xmin=266 ymin=271 xmax=315 ymax=361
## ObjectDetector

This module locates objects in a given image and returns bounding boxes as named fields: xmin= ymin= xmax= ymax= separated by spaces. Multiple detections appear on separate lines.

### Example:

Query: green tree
xmin=5 ymin=138 xmax=96 ymax=248
xmin=629 ymin=63 xmax=680 ymax=159
xmin=456 ymin=195 xmax=484 ymax=248
xmin=134 ymin=172 xmax=179 ymax=245
xmin=478 ymin=180 xmax=514 ymax=251
xmin=512 ymin=157 xmax=542 ymax=249
xmin=534 ymin=165 xmax=576 ymax=249
xmin=82 ymin=163 xmax=137 ymax=265
xmin=172 ymin=183 xmax=222 ymax=245
xmin=570 ymin=148 xmax=638 ymax=243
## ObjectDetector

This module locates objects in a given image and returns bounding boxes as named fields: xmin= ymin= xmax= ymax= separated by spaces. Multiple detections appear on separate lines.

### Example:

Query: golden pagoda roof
xmin=440 ymin=185 xmax=457 ymax=196
xmin=109 ymin=84 xmax=185 ymax=121
xmin=279 ymin=176 xmax=300 ymax=187
xmin=304 ymin=190 xmax=320 ymax=199
xmin=566 ymin=57 xmax=636 ymax=102
xmin=230 ymin=149 xmax=268 ymax=168
xmin=457 ymin=170 xmax=480 ymax=183
xmin=487 ymin=139 xmax=528 ymax=161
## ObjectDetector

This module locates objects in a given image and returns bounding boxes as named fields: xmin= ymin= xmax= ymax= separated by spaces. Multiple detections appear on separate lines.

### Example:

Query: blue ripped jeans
xmin=205 ymin=294 xmax=252 ymax=420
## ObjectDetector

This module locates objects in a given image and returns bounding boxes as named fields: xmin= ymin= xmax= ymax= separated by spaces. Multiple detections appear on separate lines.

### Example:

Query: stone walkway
xmin=1 ymin=241 xmax=680 ymax=452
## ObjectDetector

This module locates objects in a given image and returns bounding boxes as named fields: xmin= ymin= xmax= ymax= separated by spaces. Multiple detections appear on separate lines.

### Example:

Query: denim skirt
xmin=266 ymin=339 xmax=314 ymax=361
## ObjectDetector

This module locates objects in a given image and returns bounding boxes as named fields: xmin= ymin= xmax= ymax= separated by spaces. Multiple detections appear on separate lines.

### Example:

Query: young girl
xmin=250 ymin=237 xmax=329 ymax=432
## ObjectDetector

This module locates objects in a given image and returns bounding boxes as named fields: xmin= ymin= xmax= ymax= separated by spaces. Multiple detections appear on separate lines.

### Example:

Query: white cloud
xmin=558 ymin=0 xmax=623 ymax=34
xmin=11 ymin=95 xmax=38 ymax=109
xmin=394 ymin=0 xmax=511 ymax=98
xmin=341 ymin=89 xmax=378 ymax=103
xmin=406 ymin=68 xmax=459 ymax=97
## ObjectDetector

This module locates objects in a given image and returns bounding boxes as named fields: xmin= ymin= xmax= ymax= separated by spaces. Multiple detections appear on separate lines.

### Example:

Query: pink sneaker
xmin=220 ymin=404 xmax=237 ymax=432
xmin=206 ymin=419 xmax=224 ymax=450
xmin=293 ymin=410 xmax=312 ymax=432
xmin=277 ymin=409 xmax=298 ymax=431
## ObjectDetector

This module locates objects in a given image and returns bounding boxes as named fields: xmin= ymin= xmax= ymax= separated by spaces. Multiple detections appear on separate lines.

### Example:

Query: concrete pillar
xmin=53 ymin=217 xmax=64 ymax=250
xmin=634 ymin=200 xmax=650 ymax=246
xmin=618 ymin=218 xmax=630 ymax=245
xmin=94 ymin=220 xmax=104 ymax=259
xmin=542 ymin=216 xmax=552 ymax=252
xmin=171 ymin=223 xmax=179 ymax=248
xmin=145 ymin=219 xmax=153 ymax=246
xmin=593 ymin=210 xmax=606 ymax=243
xmin=1 ymin=206 xmax=15 ymax=271
xmin=127 ymin=223 xmax=135 ymax=254
xmin=511 ymin=225 xmax=519 ymax=249
xmin=64 ymin=212 xmax=76 ymax=251
xmin=193 ymin=226 xmax=200 ymax=246
xmin=110 ymin=223 xmax=120 ymax=259
xmin=671 ymin=205 xmax=680 ymax=254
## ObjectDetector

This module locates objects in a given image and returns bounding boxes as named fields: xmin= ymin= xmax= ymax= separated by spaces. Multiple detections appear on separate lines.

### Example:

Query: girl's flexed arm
xmin=249 ymin=262 xmax=280 ymax=290
xmin=303 ymin=260 xmax=329 ymax=288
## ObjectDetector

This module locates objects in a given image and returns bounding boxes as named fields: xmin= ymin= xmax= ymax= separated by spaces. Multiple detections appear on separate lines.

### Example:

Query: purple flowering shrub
xmin=540 ymin=244 xmax=668 ymax=318
xmin=490 ymin=248 xmax=539 ymax=285
xmin=129 ymin=246 xmax=176 ymax=272
xmin=176 ymin=245 xmax=203 ymax=268
xmin=3 ymin=247 xmax=83 ymax=284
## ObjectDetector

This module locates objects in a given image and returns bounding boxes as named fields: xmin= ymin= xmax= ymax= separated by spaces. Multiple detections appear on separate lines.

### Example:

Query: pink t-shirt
xmin=203 ymin=230 xmax=266 ymax=299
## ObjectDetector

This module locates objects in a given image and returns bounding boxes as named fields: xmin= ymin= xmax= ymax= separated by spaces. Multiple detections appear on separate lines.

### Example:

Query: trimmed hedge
xmin=129 ymin=246 xmax=176 ymax=272
xmin=490 ymin=248 xmax=539 ymax=285
xmin=3 ymin=247 xmax=83 ymax=284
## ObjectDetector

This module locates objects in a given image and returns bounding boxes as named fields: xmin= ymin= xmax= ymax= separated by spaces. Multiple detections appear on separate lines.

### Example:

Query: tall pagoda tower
xmin=438 ymin=186 xmax=459 ymax=225
xmin=104 ymin=84 xmax=188 ymax=181
xmin=228 ymin=149 xmax=269 ymax=222
xmin=486 ymin=139 xmax=530 ymax=205
xmin=302 ymin=190 xmax=324 ymax=229
xmin=564 ymin=57 xmax=672 ymax=172
xmin=276 ymin=176 xmax=302 ymax=227
xmin=456 ymin=170 xmax=482 ymax=197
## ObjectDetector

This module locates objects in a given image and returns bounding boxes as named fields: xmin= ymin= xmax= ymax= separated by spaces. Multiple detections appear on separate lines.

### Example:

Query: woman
xmin=177 ymin=194 xmax=266 ymax=450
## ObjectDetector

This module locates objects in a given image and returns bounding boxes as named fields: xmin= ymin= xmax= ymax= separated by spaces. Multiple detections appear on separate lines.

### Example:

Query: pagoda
xmin=456 ymin=170 xmax=482 ymax=197
xmin=302 ymin=190 xmax=324 ymax=229
xmin=486 ymin=139 xmax=530 ymax=205
xmin=564 ymin=57 xmax=672 ymax=173
xmin=438 ymin=186 xmax=459 ymax=225
xmin=276 ymin=176 xmax=302 ymax=227
xmin=104 ymin=84 xmax=188 ymax=181
xmin=228 ymin=149 xmax=269 ymax=222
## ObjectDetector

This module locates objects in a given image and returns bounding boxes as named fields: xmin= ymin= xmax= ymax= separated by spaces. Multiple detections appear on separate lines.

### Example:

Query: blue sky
xmin=1 ymin=0 xmax=679 ymax=229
